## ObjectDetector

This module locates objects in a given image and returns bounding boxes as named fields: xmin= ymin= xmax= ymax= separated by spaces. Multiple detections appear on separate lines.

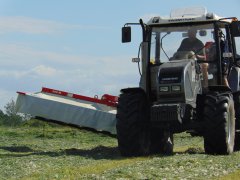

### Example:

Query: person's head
xmin=188 ymin=28 xmax=197 ymax=39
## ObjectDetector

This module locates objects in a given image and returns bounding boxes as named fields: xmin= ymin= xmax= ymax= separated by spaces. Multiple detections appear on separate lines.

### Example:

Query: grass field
xmin=0 ymin=121 xmax=240 ymax=180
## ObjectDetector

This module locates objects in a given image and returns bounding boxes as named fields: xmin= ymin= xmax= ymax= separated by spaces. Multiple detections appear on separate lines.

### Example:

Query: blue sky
xmin=0 ymin=0 xmax=240 ymax=110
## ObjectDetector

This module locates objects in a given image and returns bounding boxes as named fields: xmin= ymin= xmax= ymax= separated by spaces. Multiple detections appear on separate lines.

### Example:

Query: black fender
xmin=120 ymin=87 xmax=146 ymax=94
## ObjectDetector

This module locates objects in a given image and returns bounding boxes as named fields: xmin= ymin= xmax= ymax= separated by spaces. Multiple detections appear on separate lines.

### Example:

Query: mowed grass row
xmin=0 ymin=121 xmax=240 ymax=179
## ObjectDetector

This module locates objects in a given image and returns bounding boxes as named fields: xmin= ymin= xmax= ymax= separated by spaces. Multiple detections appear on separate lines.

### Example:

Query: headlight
xmin=159 ymin=86 xmax=169 ymax=92
xmin=171 ymin=85 xmax=181 ymax=91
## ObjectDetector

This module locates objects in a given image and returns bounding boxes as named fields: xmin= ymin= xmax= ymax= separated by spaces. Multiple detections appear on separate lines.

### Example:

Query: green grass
xmin=0 ymin=122 xmax=240 ymax=179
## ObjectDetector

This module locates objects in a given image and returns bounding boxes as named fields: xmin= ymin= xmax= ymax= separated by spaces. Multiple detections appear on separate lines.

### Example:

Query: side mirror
xmin=231 ymin=21 xmax=240 ymax=37
xmin=122 ymin=27 xmax=131 ymax=43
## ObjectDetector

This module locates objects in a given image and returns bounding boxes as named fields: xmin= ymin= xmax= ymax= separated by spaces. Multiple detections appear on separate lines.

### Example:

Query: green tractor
xmin=116 ymin=7 xmax=240 ymax=156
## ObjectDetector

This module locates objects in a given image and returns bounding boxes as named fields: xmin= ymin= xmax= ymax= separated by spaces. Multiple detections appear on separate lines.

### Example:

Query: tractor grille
xmin=151 ymin=104 xmax=179 ymax=122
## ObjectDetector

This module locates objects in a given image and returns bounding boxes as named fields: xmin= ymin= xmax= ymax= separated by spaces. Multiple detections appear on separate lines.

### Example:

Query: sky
xmin=0 ymin=0 xmax=240 ymax=111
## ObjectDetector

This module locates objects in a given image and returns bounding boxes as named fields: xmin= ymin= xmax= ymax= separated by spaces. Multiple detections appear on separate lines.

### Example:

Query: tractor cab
xmin=123 ymin=7 xmax=240 ymax=95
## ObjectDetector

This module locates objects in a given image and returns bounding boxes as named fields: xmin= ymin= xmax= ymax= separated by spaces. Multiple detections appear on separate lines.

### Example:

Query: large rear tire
xmin=203 ymin=92 xmax=235 ymax=155
xmin=116 ymin=88 xmax=150 ymax=156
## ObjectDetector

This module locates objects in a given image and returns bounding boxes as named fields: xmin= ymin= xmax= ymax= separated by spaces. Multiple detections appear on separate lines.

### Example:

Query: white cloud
xmin=30 ymin=65 xmax=57 ymax=76
xmin=0 ymin=65 xmax=58 ymax=79
xmin=0 ymin=16 xmax=107 ymax=35
xmin=0 ymin=16 xmax=65 ymax=34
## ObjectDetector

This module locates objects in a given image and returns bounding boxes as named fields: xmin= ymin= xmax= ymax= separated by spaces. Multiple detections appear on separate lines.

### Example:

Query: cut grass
xmin=0 ymin=124 xmax=240 ymax=179
xmin=216 ymin=169 xmax=240 ymax=180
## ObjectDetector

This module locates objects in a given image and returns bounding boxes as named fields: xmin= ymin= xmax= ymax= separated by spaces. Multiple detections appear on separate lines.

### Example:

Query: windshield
xmin=150 ymin=24 xmax=216 ymax=63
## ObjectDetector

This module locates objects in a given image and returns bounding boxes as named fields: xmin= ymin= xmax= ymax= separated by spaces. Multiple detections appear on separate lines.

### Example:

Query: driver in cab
xmin=177 ymin=28 xmax=208 ymax=89
xmin=177 ymin=28 xmax=206 ymax=61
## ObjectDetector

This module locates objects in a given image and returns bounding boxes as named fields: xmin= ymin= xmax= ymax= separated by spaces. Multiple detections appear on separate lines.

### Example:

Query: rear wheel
xmin=116 ymin=88 xmax=150 ymax=156
xmin=203 ymin=92 xmax=235 ymax=154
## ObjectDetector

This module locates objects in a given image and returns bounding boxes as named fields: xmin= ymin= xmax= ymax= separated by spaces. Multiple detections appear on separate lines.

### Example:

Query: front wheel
xmin=116 ymin=88 xmax=150 ymax=156
xmin=203 ymin=92 xmax=235 ymax=155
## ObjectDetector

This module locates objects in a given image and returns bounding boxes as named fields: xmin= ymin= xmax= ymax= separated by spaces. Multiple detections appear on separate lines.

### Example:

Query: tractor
xmin=116 ymin=7 xmax=240 ymax=156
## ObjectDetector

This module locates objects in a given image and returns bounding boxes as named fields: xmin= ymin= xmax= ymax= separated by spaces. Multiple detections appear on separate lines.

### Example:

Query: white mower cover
xmin=16 ymin=87 xmax=117 ymax=134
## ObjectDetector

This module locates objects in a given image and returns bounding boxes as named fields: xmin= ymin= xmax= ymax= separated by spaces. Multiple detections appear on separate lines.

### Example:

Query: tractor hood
xmin=157 ymin=59 xmax=201 ymax=106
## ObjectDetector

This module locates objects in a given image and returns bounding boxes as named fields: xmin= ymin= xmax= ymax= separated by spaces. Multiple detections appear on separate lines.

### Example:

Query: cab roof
xmin=147 ymin=7 xmax=229 ymax=26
